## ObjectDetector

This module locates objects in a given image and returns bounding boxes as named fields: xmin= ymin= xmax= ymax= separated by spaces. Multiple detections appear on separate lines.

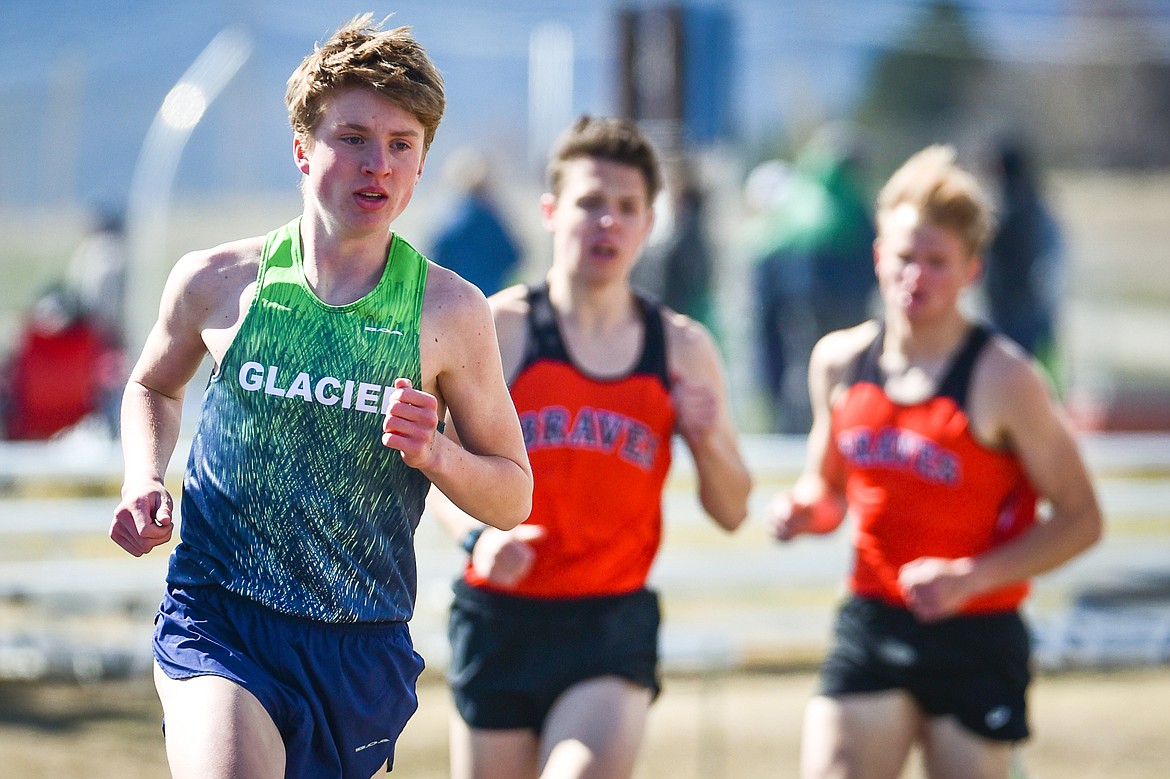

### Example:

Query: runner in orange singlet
xmin=767 ymin=145 xmax=1102 ymax=779
xmin=432 ymin=116 xmax=752 ymax=779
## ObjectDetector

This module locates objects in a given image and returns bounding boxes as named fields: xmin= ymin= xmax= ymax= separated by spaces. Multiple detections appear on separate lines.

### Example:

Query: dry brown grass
xmin=2 ymin=665 xmax=1169 ymax=778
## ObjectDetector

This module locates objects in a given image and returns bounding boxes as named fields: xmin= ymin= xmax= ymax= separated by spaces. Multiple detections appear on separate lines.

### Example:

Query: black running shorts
xmin=447 ymin=579 xmax=661 ymax=732
xmin=819 ymin=594 xmax=1032 ymax=742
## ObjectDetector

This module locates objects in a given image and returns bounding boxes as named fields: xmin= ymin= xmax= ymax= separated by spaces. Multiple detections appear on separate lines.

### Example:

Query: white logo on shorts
xmin=985 ymin=705 xmax=1012 ymax=730
xmin=877 ymin=639 xmax=917 ymax=667
xmin=355 ymin=737 xmax=391 ymax=753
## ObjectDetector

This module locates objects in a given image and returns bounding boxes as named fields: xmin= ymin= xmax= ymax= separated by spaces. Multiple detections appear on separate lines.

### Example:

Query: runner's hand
xmin=899 ymin=556 xmax=977 ymax=622
xmin=471 ymin=524 xmax=546 ymax=588
xmin=110 ymin=482 xmax=174 ymax=557
xmin=767 ymin=492 xmax=844 ymax=541
xmin=382 ymin=378 xmax=441 ymax=469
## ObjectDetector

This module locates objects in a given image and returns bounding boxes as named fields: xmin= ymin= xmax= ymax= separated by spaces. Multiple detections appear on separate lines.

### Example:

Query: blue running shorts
xmin=154 ymin=584 xmax=425 ymax=777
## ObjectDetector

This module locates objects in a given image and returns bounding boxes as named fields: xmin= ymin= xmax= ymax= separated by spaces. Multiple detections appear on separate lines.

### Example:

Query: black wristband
xmin=459 ymin=526 xmax=485 ymax=555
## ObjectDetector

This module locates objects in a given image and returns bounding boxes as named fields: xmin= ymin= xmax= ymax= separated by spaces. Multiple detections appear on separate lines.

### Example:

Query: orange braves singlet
xmin=463 ymin=284 xmax=675 ymax=598
xmin=832 ymin=323 xmax=1037 ymax=614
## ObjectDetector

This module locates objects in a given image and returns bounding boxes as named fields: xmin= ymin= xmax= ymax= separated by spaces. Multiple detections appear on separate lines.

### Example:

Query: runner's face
xmin=543 ymin=157 xmax=654 ymax=284
xmin=294 ymin=87 xmax=427 ymax=236
xmin=874 ymin=203 xmax=980 ymax=324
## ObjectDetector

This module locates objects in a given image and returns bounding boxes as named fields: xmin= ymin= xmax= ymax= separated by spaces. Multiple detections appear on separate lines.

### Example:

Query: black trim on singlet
xmin=847 ymin=321 xmax=993 ymax=410
xmin=519 ymin=283 xmax=670 ymax=385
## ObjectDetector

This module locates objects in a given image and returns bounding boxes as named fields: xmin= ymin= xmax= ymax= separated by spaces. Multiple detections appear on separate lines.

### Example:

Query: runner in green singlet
xmin=109 ymin=15 xmax=532 ymax=779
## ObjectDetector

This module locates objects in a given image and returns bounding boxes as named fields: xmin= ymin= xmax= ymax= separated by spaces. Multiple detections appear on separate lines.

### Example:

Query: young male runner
xmin=109 ymin=15 xmax=532 ymax=779
xmin=433 ymin=115 xmax=752 ymax=779
xmin=767 ymin=145 xmax=1102 ymax=779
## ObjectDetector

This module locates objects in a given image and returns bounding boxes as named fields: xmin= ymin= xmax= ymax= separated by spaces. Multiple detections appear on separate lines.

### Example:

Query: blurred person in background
xmin=66 ymin=205 xmax=129 ymax=348
xmin=108 ymin=15 xmax=531 ymax=779
xmin=751 ymin=124 xmax=876 ymax=434
xmin=766 ymin=145 xmax=1101 ymax=779
xmin=802 ymin=125 xmax=878 ymax=341
xmin=0 ymin=282 xmax=119 ymax=440
xmin=747 ymin=157 xmax=814 ymax=434
xmin=428 ymin=146 xmax=522 ymax=296
xmin=431 ymin=115 xmax=751 ymax=779
xmin=983 ymin=137 xmax=1064 ymax=376
xmin=650 ymin=162 xmax=716 ymax=334
xmin=65 ymin=205 xmax=130 ymax=436
xmin=0 ymin=206 xmax=129 ymax=441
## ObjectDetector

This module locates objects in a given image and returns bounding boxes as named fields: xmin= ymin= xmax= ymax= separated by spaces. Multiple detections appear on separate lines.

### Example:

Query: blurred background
xmin=1 ymin=0 xmax=1168 ymax=437
xmin=0 ymin=1 xmax=1169 ymax=774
